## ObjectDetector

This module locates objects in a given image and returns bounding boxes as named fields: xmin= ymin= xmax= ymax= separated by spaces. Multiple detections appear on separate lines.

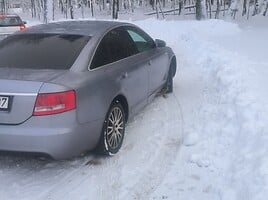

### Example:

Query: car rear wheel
xmin=96 ymin=101 xmax=126 ymax=155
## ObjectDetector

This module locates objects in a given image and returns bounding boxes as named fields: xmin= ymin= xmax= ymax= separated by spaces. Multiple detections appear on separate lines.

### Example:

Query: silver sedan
xmin=0 ymin=14 xmax=26 ymax=40
xmin=0 ymin=20 xmax=176 ymax=159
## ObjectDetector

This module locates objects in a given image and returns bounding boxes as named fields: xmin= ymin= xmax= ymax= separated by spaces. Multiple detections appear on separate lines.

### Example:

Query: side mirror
xmin=23 ymin=21 xmax=27 ymax=25
xmin=155 ymin=39 xmax=166 ymax=48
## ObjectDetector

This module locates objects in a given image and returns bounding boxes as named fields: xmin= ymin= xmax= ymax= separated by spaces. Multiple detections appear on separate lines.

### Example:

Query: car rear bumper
xmin=0 ymin=111 xmax=104 ymax=159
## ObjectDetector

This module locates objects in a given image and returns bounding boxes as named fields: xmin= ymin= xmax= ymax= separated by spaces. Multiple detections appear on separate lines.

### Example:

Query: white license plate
xmin=0 ymin=96 xmax=9 ymax=110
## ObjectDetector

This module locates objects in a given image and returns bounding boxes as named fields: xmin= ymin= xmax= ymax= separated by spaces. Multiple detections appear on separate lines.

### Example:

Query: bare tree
xmin=0 ymin=0 xmax=7 ymax=14
xmin=44 ymin=0 xmax=48 ymax=23
xmin=252 ymin=0 xmax=260 ymax=15
xmin=112 ymin=0 xmax=119 ymax=18
xmin=178 ymin=0 xmax=183 ymax=15
xmin=207 ymin=0 xmax=212 ymax=18
xmin=264 ymin=0 xmax=268 ymax=15
xmin=196 ymin=0 xmax=206 ymax=20
xmin=215 ymin=0 xmax=220 ymax=18
xmin=90 ymin=0 xmax=94 ymax=17
xmin=68 ymin=0 xmax=74 ymax=19
xmin=31 ymin=0 xmax=37 ymax=17
xmin=242 ymin=0 xmax=247 ymax=16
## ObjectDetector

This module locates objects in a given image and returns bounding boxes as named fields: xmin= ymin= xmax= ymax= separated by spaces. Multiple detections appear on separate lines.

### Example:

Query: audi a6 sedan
xmin=0 ymin=20 xmax=176 ymax=159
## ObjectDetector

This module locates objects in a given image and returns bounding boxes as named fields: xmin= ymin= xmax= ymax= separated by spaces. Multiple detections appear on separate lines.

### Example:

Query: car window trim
xmin=88 ymin=49 xmax=147 ymax=72
xmin=88 ymin=24 xmax=147 ymax=71
xmin=124 ymin=26 xmax=156 ymax=51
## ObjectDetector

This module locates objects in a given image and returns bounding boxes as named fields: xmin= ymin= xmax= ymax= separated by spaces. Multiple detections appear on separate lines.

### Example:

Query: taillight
xmin=20 ymin=25 xmax=26 ymax=30
xmin=33 ymin=90 xmax=76 ymax=116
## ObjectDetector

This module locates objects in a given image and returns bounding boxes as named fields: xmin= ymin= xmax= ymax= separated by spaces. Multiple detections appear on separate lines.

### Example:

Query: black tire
xmin=96 ymin=101 xmax=126 ymax=155
xmin=163 ymin=67 xmax=174 ymax=94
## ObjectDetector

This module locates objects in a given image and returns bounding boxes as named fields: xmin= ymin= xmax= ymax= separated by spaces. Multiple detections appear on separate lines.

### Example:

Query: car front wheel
xmin=96 ymin=101 xmax=126 ymax=155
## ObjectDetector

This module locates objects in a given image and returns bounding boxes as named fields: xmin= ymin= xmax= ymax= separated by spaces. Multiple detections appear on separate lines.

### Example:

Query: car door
xmin=124 ymin=26 xmax=169 ymax=99
xmin=90 ymin=27 xmax=149 ymax=116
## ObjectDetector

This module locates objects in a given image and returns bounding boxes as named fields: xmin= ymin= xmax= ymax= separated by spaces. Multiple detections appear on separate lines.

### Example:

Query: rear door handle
xmin=148 ymin=60 xmax=152 ymax=65
xmin=120 ymin=72 xmax=128 ymax=79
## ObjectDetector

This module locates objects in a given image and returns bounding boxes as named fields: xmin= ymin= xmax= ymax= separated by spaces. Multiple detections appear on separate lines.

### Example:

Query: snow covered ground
xmin=0 ymin=17 xmax=267 ymax=200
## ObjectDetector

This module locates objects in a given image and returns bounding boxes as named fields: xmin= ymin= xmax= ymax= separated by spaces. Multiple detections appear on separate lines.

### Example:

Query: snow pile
xmin=136 ymin=19 xmax=268 ymax=200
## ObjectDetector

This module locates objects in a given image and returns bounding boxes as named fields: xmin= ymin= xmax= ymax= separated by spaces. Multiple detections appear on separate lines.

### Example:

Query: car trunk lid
xmin=0 ymin=26 xmax=20 ymax=34
xmin=0 ymin=69 xmax=67 ymax=125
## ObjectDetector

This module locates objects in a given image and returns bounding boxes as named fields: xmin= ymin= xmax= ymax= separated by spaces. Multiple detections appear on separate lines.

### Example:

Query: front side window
xmin=0 ymin=33 xmax=90 ymax=69
xmin=91 ymin=27 xmax=138 ymax=69
xmin=126 ymin=27 xmax=155 ymax=53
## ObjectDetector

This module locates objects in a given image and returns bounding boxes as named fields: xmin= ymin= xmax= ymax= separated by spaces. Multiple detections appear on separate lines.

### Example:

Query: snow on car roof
xmin=0 ymin=14 xmax=20 ymax=18
xmin=15 ymin=20 xmax=131 ymax=37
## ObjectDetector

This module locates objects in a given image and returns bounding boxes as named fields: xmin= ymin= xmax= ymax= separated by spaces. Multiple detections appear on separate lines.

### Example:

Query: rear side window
xmin=91 ymin=27 xmax=138 ymax=69
xmin=0 ymin=16 xmax=23 ymax=26
xmin=0 ymin=34 xmax=90 ymax=69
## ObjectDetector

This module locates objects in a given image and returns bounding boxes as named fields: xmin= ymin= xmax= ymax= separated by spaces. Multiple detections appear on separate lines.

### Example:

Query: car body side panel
xmin=145 ymin=47 xmax=170 ymax=98
xmin=75 ymin=69 xmax=114 ymax=124
xmin=45 ymin=69 xmax=111 ymax=124
xmin=59 ymin=53 xmax=149 ymax=125
xmin=104 ymin=53 xmax=149 ymax=119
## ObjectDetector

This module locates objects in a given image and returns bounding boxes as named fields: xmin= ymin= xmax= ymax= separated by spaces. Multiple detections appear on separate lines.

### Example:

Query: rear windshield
xmin=0 ymin=33 xmax=90 ymax=69
xmin=0 ymin=16 xmax=23 ymax=26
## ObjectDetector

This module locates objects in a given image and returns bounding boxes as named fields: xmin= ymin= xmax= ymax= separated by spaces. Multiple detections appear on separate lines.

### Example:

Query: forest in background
xmin=0 ymin=0 xmax=267 ymax=23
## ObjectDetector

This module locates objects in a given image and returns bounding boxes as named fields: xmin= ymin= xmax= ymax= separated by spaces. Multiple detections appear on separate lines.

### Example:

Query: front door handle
xmin=148 ymin=60 xmax=152 ymax=65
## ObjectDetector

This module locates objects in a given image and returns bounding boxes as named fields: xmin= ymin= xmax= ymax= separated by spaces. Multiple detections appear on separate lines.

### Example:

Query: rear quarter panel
xmin=52 ymin=69 xmax=119 ymax=125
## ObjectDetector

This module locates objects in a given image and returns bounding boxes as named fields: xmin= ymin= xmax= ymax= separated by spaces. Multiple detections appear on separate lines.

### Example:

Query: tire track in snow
xmin=35 ymin=155 xmax=96 ymax=200
xmin=119 ymin=93 xmax=184 ymax=200
xmin=42 ymin=156 xmax=122 ymax=200
xmin=0 ymin=153 xmax=95 ymax=200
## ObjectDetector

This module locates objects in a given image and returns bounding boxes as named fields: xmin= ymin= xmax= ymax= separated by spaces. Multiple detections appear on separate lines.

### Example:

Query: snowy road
xmin=0 ymin=92 xmax=183 ymax=200
xmin=0 ymin=18 xmax=268 ymax=200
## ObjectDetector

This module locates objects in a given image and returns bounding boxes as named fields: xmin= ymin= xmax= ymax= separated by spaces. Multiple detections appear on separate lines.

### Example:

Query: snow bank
xmin=135 ymin=19 xmax=268 ymax=200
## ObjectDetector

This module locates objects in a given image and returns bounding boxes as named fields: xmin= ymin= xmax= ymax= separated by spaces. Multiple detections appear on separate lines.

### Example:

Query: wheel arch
xmin=112 ymin=94 xmax=129 ymax=122
xmin=170 ymin=56 xmax=177 ymax=77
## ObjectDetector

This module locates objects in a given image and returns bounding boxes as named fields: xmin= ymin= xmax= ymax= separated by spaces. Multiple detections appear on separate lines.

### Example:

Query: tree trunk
xmin=215 ymin=0 xmax=220 ymax=18
xmin=264 ymin=0 xmax=268 ymax=15
xmin=131 ymin=0 xmax=134 ymax=12
xmin=91 ymin=0 xmax=94 ymax=17
xmin=69 ymin=0 xmax=74 ymax=19
xmin=44 ymin=0 xmax=48 ymax=23
xmin=59 ymin=0 xmax=64 ymax=13
xmin=178 ymin=0 xmax=183 ymax=15
xmin=156 ymin=0 xmax=159 ymax=18
xmin=31 ymin=0 xmax=37 ymax=18
xmin=112 ymin=0 xmax=118 ymax=19
xmin=196 ymin=0 xmax=206 ymax=20
xmin=207 ymin=0 xmax=212 ymax=18
xmin=0 ymin=0 xmax=7 ymax=14
xmin=52 ymin=0 xmax=55 ymax=21
xmin=242 ymin=0 xmax=247 ymax=16
xmin=103 ymin=0 xmax=106 ymax=10
xmin=252 ymin=0 xmax=260 ymax=15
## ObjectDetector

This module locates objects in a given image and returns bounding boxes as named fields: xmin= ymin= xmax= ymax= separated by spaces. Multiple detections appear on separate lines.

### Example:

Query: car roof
xmin=0 ymin=14 xmax=20 ymax=18
xmin=15 ymin=20 xmax=132 ymax=37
